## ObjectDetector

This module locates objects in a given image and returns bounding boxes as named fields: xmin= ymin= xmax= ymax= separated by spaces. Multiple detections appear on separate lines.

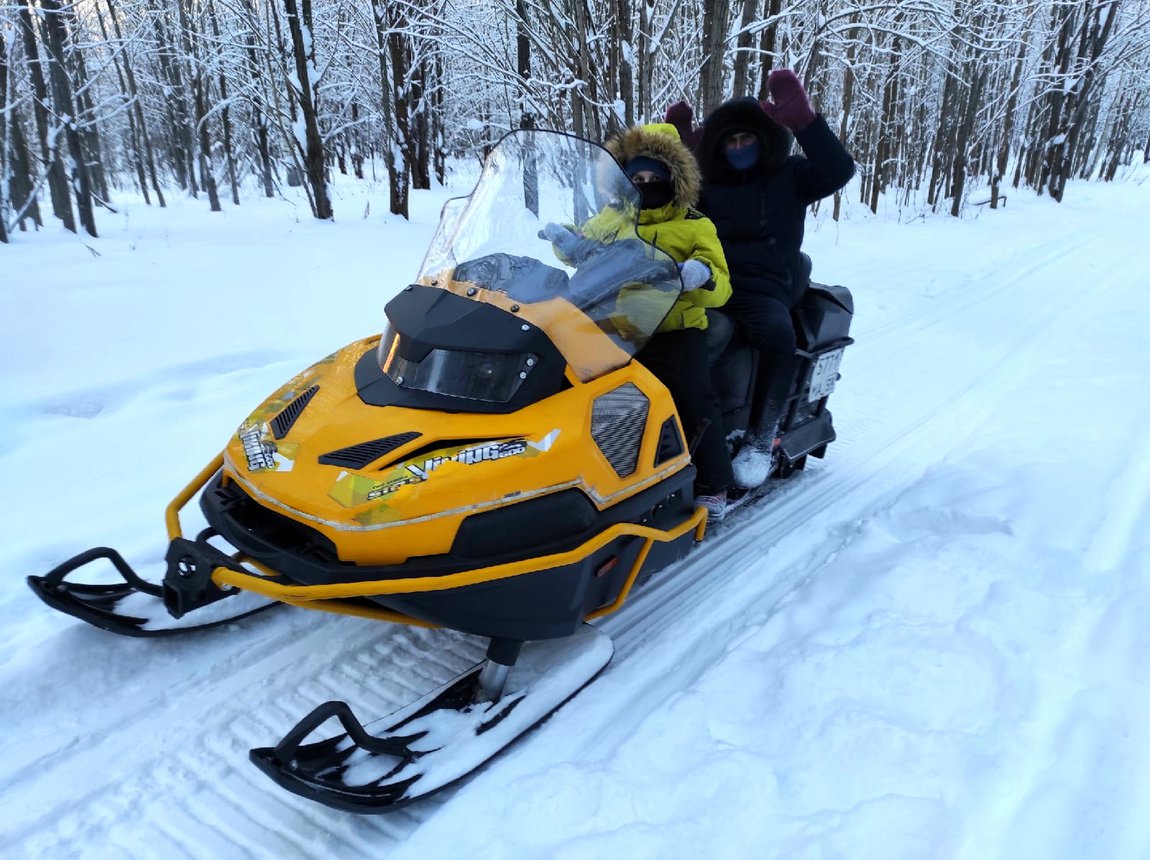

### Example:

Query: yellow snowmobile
xmin=28 ymin=129 xmax=854 ymax=813
xmin=28 ymin=130 xmax=711 ymax=812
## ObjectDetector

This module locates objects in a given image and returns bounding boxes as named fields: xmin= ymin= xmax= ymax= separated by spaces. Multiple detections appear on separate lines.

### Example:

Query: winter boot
xmin=731 ymin=434 xmax=779 ymax=490
xmin=695 ymin=490 xmax=728 ymax=523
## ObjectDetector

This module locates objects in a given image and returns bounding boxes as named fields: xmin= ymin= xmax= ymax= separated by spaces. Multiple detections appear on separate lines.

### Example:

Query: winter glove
xmin=664 ymin=99 xmax=703 ymax=149
xmin=761 ymin=69 xmax=816 ymax=133
xmin=539 ymin=222 xmax=584 ymax=259
xmin=678 ymin=259 xmax=713 ymax=290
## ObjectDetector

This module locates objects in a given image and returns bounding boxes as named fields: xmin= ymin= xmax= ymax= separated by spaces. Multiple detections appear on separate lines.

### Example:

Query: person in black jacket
xmin=668 ymin=70 xmax=855 ymax=488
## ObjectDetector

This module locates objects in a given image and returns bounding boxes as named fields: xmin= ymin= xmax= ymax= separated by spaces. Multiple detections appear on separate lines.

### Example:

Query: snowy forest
xmin=2 ymin=0 xmax=1149 ymax=242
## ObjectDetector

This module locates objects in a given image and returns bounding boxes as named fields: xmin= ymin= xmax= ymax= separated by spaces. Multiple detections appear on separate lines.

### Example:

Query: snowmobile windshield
xmin=411 ymin=130 xmax=683 ymax=382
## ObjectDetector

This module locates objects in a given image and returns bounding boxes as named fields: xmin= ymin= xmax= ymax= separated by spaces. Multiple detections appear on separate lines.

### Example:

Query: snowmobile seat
xmin=793 ymin=283 xmax=852 ymax=351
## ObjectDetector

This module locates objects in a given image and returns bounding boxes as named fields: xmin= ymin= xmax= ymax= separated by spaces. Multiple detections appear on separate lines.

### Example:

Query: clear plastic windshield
xmin=413 ymin=130 xmax=683 ymax=381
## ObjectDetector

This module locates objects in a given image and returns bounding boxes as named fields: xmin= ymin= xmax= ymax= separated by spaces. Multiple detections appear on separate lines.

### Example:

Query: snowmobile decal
xmin=528 ymin=428 xmax=561 ymax=452
xmin=329 ymin=431 xmax=561 ymax=509
xmin=407 ymin=439 xmax=529 ymax=478
xmin=238 ymin=422 xmax=297 ymax=473
xmin=239 ymin=424 xmax=276 ymax=471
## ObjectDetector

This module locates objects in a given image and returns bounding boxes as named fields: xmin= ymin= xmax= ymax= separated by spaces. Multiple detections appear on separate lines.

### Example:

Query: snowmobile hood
xmin=222 ymin=336 xmax=688 ymax=566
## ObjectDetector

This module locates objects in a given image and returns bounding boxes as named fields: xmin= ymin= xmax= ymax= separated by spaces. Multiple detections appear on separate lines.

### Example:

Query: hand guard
xmin=678 ymin=259 xmax=713 ymax=291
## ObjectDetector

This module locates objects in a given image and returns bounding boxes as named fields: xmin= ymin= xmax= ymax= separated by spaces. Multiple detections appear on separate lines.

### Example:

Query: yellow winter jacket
xmin=578 ymin=201 xmax=732 ymax=332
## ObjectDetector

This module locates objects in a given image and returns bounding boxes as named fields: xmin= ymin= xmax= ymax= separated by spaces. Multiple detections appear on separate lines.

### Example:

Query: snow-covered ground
xmin=2 ymin=160 xmax=1149 ymax=859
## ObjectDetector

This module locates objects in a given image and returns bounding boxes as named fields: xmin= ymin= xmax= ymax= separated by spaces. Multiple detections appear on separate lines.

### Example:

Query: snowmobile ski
xmin=26 ymin=542 xmax=277 ymax=637
xmin=250 ymin=624 xmax=614 ymax=813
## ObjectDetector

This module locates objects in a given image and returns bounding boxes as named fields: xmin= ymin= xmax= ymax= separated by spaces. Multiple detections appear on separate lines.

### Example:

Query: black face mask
xmin=636 ymin=180 xmax=674 ymax=210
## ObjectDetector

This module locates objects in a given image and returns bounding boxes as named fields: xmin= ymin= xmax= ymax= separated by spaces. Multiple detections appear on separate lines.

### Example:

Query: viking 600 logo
xmin=366 ymin=439 xmax=529 ymax=500
xmin=239 ymin=424 xmax=277 ymax=471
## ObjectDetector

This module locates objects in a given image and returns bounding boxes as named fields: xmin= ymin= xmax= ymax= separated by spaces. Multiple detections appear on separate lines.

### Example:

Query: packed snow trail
xmin=2 ymin=174 xmax=1149 ymax=859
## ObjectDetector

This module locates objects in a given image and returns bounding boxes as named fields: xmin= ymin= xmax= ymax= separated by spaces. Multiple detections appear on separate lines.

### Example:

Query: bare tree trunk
xmin=93 ymin=0 xmax=148 ymax=204
xmin=833 ymin=34 xmax=857 ymax=221
xmin=516 ymin=0 xmax=533 ymax=130
xmin=176 ymin=0 xmax=221 ymax=212
xmin=614 ymin=0 xmax=635 ymax=127
xmin=283 ymin=0 xmax=332 ymax=219
xmin=951 ymin=68 xmax=986 ymax=217
xmin=0 ymin=32 xmax=7 ymax=243
xmin=1101 ymin=91 xmax=1137 ymax=181
xmin=40 ymin=0 xmax=96 ymax=236
xmin=2 ymin=20 xmax=42 ymax=231
xmin=411 ymin=59 xmax=431 ymax=189
xmin=927 ymin=67 xmax=958 ymax=209
xmin=1048 ymin=0 xmax=1119 ymax=201
xmin=699 ymin=0 xmax=730 ymax=116
xmin=239 ymin=0 xmax=275 ymax=198
xmin=757 ymin=0 xmax=783 ymax=102
xmin=207 ymin=0 xmax=240 ymax=205
xmin=992 ymin=33 xmax=1028 ymax=209
xmin=432 ymin=54 xmax=446 ymax=184
xmin=870 ymin=32 xmax=901 ymax=214
xmin=569 ymin=0 xmax=601 ymax=139
xmin=637 ymin=0 xmax=653 ymax=122
xmin=374 ymin=0 xmax=408 ymax=218
xmin=104 ymin=0 xmax=165 ymax=206
xmin=150 ymin=4 xmax=196 ymax=193
xmin=19 ymin=6 xmax=74 ymax=231
xmin=70 ymin=45 xmax=109 ymax=204
xmin=1037 ymin=4 xmax=1075 ymax=196
xmin=731 ymin=0 xmax=758 ymax=98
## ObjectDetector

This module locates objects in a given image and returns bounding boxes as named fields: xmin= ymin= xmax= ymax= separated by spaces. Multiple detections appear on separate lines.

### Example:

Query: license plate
xmin=808 ymin=347 xmax=844 ymax=402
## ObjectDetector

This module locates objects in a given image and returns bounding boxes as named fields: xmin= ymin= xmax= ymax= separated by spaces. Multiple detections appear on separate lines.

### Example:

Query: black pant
xmin=724 ymin=292 xmax=796 ymax=439
xmin=636 ymin=328 xmax=734 ymax=494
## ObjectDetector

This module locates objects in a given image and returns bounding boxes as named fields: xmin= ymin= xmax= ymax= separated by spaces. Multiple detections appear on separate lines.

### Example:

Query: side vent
xmin=318 ymin=431 xmax=422 ymax=469
xmin=270 ymin=386 xmax=319 ymax=439
xmin=654 ymin=416 xmax=683 ymax=466
xmin=591 ymin=383 xmax=649 ymax=478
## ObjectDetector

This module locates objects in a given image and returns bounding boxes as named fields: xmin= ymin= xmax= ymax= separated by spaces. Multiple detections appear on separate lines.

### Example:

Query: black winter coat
xmin=696 ymin=97 xmax=855 ymax=308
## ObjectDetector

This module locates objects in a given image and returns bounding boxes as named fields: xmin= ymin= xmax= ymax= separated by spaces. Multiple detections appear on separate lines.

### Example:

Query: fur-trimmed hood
xmin=604 ymin=123 xmax=702 ymax=210
xmin=697 ymin=97 xmax=793 ymax=185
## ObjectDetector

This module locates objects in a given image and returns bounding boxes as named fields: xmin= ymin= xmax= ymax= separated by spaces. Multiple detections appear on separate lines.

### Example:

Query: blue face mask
xmin=724 ymin=139 xmax=761 ymax=171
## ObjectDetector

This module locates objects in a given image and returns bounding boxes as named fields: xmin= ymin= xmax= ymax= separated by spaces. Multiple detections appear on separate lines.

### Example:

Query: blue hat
xmin=625 ymin=156 xmax=671 ymax=181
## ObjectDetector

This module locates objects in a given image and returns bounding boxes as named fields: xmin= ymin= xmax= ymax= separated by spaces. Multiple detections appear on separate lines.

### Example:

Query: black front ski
xmin=250 ymin=625 xmax=614 ymax=813
xmin=27 ymin=542 xmax=277 ymax=637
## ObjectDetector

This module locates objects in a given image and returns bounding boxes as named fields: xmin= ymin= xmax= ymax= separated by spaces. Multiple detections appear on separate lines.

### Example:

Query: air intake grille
xmin=591 ymin=383 xmax=649 ymax=477
xmin=270 ymin=386 xmax=319 ymax=439
xmin=318 ymin=431 xmax=422 ymax=469
xmin=654 ymin=416 xmax=684 ymax=465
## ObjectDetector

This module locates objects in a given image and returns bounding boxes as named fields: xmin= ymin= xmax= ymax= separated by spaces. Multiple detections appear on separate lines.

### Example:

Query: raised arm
xmin=761 ymin=70 xmax=855 ymax=204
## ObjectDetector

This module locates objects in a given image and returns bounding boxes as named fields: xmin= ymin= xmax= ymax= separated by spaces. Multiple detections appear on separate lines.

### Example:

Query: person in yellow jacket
xmin=543 ymin=123 xmax=735 ymax=520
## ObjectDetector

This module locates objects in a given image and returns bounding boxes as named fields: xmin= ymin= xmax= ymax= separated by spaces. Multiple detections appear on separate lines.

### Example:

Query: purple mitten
xmin=664 ymin=100 xmax=703 ymax=148
xmin=761 ymin=69 xmax=816 ymax=132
